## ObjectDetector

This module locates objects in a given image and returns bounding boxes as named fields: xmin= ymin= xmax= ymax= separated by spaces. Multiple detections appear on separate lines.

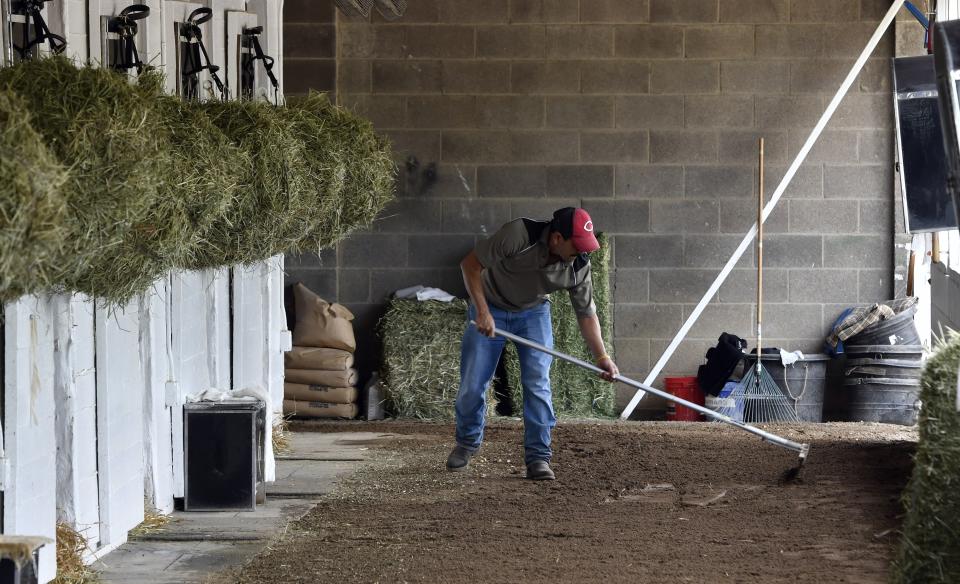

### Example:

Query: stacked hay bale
xmin=283 ymin=283 xmax=360 ymax=419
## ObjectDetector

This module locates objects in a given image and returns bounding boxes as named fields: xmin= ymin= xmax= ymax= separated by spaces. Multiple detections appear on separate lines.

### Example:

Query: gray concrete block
xmin=650 ymin=0 xmax=718 ymax=22
xmin=718 ymin=267 xmax=788 ymax=303
xmin=511 ymin=61 xmax=580 ymax=93
xmin=720 ymin=0 xmax=788 ymax=22
xmin=545 ymin=25 xmax=615 ymax=58
xmin=581 ymin=131 xmax=649 ymax=163
xmin=442 ymin=61 xmax=512 ymax=94
xmin=764 ymin=164 xmax=823 ymax=198
xmin=616 ymin=165 xmax=684 ymax=198
xmin=616 ymin=95 xmax=684 ymax=129
xmin=285 ymin=0 xmax=335 ymax=23
xmin=650 ymin=131 xmax=719 ymax=163
xmin=442 ymin=199 xmax=512 ymax=234
xmin=286 ymin=247 xmax=337 ymax=270
xmin=439 ymin=0 xmax=509 ymax=23
xmin=755 ymin=24 xmax=823 ymax=58
xmin=823 ymin=234 xmax=890 ymax=269
xmin=613 ymin=269 xmax=649 ymax=303
xmin=545 ymin=165 xmax=615 ymax=197
xmin=371 ymin=198 xmax=443 ymax=233
xmin=859 ymin=58 xmax=891 ymax=93
xmin=477 ymin=95 xmax=545 ymax=128
xmin=685 ymin=165 xmax=754 ymax=199
xmin=372 ymin=60 xmax=442 ymax=93
xmin=651 ymin=200 xmax=719 ymax=232
xmin=478 ymin=25 xmax=546 ymax=58
xmin=581 ymin=0 xmax=650 ymax=23
xmin=381 ymin=130 xmax=442 ymax=163
xmin=757 ymin=95 xmax=823 ymax=128
xmin=283 ymin=59 xmax=336 ymax=95
xmin=823 ymin=165 xmax=891 ymax=199
xmin=824 ymin=22 xmax=894 ymax=58
xmin=684 ymin=26 xmax=755 ymax=58
xmin=789 ymin=269 xmax=858 ymax=303
xmin=788 ymin=199 xmax=857 ymax=234
xmin=858 ymin=199 xmax=892 ymax=233
xmin=404 ymin=26 xmax=477 ymax=59
xmin=341 ymin=233 xmax=408 ymax=268
xmin=581 ymin=199 xmax=650 ymax=233
xmin=614 ymin=25 xmax=683 ymax=58
xmin=339 ymin=94 xmax=405 ymax=130
xmin=615 ymin=234 xmax=684 ymax=267
xmin=790 ymin=0 xmax=858 ymax=22
xmin=371 ymin=0 xmax=439 ymax=22
xmin=546 ymin=96 xmax=615 ymax=128
xmin=581 ymin=61 xmax=651 ymax=94
xmin=406 ymin=96 xmax=478 ymax=129
xmin=369 ymin=269 xmax=441 ymax=303
xmin=613 ymin=338 xmax=650 ymax=373
xmin=337 ymin=60 xmax=371 ymax=93
xmin=651 ymin=61 xmax=719 ymax=94
xmin=720 ymin=198 xmax=789 ymax=233
xmin=832 ymin=94 xmax=892 ymax=128
xmin=858 ymin=268 xmax=892 ymax=303
xmin=683 ymin=234 xmax=748 ymax=267
xmin=683 ymin=303 xmax=754 ymax=339
xmin=861 ymin=0 xmax=891 ymax=21
xmin=510 ymin=131 xmax=581 ymax=163
xmin=338 ymin=269 xmax=370 ymax=303
xmin=438 ymin=268 xmax=469 ymax=299
xmin=790 ymin=59 xmax=849 ymax=94
xmin=398 ymin=163 xmax=476 ymax=198
xmin=647 ymin=340 xmax=714 ymax=379
xmin=478 ymin=165 xmax=546 ymax=197
xmin=615 ymin=304 xmax=684 ymax=338
xmin=720 ymin=61 xmax=790 ymax=93
xmin=685 ymin=96 xmax=754 ymax=128
xmin=509 ymin=198 xmax=579 ymax=220
xmin=509 ymin=0 xmax=580 ymax=23
xmin=858 ymin=129 xmax=894 ymax=164
xmin=761 ymin=303 xmax=823 ymax=341
xmin=440 ymin=131 xmax=496 ymax=163
xmin=719 ymin=130 xmax=788 ymax=164
xmin=787 ymin=129 xmax=858 ymax=164
xmin=338 ymin=24 xmax=404 ymax=59
xmin=649 ymin=269 xmax=714 ymax=302
xmin=408 ymin=234 xmax=476 ymax=267
xmin=763 ymin=234 xmax=823 ymax=267
xmin=285 ymin=24 xmax=335 ymax=59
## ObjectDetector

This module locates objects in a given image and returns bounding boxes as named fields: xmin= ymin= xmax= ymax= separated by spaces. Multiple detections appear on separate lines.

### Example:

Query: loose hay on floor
xmin=53 ymin=522 xmax=97 ymax=584
xmin=894 ymin=330 xmax=960 ymax=583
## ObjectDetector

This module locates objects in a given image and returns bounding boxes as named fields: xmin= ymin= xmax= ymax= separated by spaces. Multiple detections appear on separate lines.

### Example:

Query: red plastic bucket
xmin=664 ymin=376 xmax=705 ymax=421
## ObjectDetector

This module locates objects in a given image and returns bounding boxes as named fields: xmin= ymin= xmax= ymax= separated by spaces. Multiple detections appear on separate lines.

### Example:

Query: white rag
xmin=394 ymin=284 xmax=456 ymax=302
xmin=186 ymin=386 xmax=276 ymax=483
xmin=779 ymin=349 xmax=804 ymax=366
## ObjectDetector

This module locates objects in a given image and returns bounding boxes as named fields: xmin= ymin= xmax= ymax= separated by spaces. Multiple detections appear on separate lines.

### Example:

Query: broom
xmin=718 ymin=138 xmax=800 ymax=424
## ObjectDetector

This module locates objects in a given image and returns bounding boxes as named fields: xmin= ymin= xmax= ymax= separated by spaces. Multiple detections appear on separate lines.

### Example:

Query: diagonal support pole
xmin=620 ymin=0 xmax=907 ymax=421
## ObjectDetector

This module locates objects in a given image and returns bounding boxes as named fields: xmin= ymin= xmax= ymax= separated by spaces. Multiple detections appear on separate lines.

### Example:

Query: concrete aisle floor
xmin=96 ymin=431 xmax=389 ymax=583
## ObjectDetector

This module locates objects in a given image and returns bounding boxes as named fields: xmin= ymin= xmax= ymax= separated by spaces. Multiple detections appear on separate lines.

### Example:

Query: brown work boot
xmin=446 ymin=445 xmax=475 ymax=472
xmin=526 ymin=460 xmax=555 ymax=480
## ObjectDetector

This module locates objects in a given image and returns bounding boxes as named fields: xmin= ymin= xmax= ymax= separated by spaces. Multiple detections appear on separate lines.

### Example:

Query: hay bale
xmin=504 ymin=233 xmax=615 ymax=418
xmin=0 ymin=90 xmax=68 ymax=303
xmin=894 ymin=331 xmax=960 ymax=583
xmin=0 ymin=57 xmax=171 ymax=303
xmin=379 ymin=299 xmax=470 ymax=420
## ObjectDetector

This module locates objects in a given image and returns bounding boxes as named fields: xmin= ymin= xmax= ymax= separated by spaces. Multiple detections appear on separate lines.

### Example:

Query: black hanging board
xmin=893 ymin=55 xmax=958 ymax=233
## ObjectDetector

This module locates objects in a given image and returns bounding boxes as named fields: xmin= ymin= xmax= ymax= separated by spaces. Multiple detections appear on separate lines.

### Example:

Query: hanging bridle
xmin=108 ymin=4 xmax=150 ymax=74
xmin=11 ymin=0 xmax=66 ymax=60
xmin=241 ymin=25 xmax=279 ymax=104
xmin=179 ymin=7 xmax=225 ymax=100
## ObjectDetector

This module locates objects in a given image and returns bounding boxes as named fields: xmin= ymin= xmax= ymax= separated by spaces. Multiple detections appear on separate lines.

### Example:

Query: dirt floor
xmin=224 ymin=420 xmax=916 ymax=584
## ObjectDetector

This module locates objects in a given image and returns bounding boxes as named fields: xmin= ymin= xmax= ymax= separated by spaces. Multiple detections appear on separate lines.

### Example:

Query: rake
xmin=716 ymin=138 xmax=800 ymax=424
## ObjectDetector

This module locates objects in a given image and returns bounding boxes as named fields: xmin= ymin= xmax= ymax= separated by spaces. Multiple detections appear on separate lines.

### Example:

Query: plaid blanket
xmin=825 ymin=297 xmax=918 ymax=350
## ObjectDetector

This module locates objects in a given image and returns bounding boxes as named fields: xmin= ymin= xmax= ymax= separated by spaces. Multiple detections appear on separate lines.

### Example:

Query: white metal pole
xmin=619 ymin=0 xmax=907 ymax=420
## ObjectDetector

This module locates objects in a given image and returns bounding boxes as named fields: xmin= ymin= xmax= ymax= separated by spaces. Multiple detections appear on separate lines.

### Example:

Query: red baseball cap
xmin=570 ymin=208 xmax=600 ymax=253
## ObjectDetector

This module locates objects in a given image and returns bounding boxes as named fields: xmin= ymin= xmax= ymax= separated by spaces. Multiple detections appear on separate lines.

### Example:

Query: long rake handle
xmin=474 ymin=321 xmax=810 ymax=460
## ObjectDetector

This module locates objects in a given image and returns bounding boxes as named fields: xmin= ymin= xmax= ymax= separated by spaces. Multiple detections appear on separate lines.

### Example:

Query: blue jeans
xmin=455 ymin=302 xmax=556 ymax=465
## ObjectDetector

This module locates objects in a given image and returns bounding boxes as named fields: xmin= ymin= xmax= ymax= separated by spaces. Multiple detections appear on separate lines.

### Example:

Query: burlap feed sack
xmin=285 ymin=346 xmax=354 ymax=370
xmin=284 ymin=382 xmax=358 ymax=404
xmin=285 ymin=368 xmax=358 ymax=387
xmin=292 ymin=282 xmax=356 ymax=351
xmin=284 ymin=399 xmax=358 ymax=419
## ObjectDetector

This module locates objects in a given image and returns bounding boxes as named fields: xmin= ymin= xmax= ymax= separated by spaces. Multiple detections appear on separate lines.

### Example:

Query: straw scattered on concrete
xmin=53 ymin=522 xmax=98 ymax=584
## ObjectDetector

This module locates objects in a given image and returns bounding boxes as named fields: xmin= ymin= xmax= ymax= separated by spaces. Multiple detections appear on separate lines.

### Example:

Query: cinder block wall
xmin=285 ymin=0 xmax=896 ymax=417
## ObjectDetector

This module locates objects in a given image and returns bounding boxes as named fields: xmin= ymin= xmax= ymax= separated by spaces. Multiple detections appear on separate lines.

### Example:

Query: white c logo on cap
xmin=583 ymin=220 xmax=594 ymax=232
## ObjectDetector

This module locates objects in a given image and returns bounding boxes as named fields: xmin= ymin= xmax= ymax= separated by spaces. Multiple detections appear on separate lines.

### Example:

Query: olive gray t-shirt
xmin=474 ymin=218 xmax=596 ymax=318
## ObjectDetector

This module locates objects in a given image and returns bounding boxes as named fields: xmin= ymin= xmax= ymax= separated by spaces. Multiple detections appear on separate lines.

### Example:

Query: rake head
xmin=335 ymin=0 xmax=375 ymax=18
xmin=716 ymin=360 xmax=800 ymax=424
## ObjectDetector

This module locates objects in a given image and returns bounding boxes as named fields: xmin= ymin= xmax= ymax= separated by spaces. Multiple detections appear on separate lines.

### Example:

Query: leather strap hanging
xmin=241 ymin=26 xmax=279 ymax=104
xmin=179 ymin=7 xmax=225 ymax=100
xmin=108 ymin=4 xmax=149 ymax=74
xmin=11 ymin=0 xmax=66 ymax=60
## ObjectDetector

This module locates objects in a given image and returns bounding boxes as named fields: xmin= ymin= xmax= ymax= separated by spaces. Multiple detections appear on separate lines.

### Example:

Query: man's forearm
xmin=461 ymin=252 xmax=491 ymax=315
xmin=577 ymin=313 xmax=609 ymax=360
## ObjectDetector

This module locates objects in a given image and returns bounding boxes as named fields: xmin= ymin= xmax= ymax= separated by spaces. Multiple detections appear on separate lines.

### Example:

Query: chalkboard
xmin=893 ymin=55 xmax=958 ymax=233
